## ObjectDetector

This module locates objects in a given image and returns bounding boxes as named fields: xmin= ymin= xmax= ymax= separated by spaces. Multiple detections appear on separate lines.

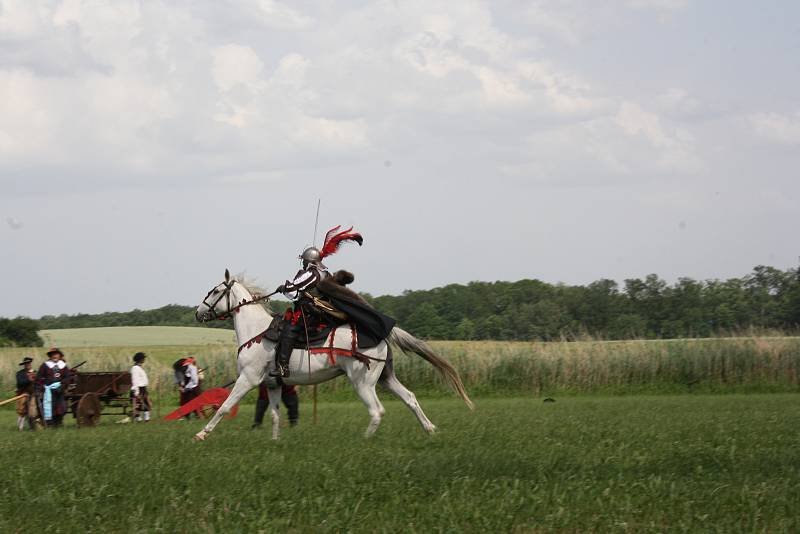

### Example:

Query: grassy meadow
xmin=39 ymin=326 xmax=236 ymax=347
xmin=2 ymin=328 xmax=800 ymax=531
xmin=2 ymin=395 xmax=799 ymax=532
xmin=2 ymin=328 xmax=800 ymax=402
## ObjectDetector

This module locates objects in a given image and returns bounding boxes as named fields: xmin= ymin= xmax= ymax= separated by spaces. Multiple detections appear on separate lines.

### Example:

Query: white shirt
xmin=131 ymin=364 xmax=149 ymax=395
xmin=184 ymin=364 xmax=199 ymax=390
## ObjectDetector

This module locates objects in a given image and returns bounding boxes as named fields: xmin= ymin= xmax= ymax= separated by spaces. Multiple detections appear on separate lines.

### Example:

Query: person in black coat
xmin=16 ymin=357 xmax=37 ymax=430
xmin=37 ymin=348 xmax=71 ymax=427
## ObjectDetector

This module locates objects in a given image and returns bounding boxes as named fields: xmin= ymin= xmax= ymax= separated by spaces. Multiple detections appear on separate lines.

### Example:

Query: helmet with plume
xmin=300 ymin=225 xmax=363 ymax=265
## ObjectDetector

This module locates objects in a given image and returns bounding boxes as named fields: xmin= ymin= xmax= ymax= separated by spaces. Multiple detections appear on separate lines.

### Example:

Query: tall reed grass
xmin=2 ymin=337 xmax=799 ymax=402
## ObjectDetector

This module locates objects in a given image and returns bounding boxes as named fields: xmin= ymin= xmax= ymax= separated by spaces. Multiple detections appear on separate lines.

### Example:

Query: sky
xmin=1 ymin=0 xmax=799 ymax=318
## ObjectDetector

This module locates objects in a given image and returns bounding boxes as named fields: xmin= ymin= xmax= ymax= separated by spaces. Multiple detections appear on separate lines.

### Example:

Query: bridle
xmin=200 ymin=280 xmax=276 ymax=321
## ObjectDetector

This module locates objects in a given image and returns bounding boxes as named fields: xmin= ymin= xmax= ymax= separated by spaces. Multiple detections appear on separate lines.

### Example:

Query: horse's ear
xmin=224 ymin=269 xmax=230 ymax=282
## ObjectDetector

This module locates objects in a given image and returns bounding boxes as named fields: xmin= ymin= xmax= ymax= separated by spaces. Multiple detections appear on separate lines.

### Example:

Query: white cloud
xmin=212 ymin=44 xmax=264 ymax=92
xmin=657 ymin=87 xmax=701 ymax=117
xmin=252 ymin=0 xmax=313 ymax=30
xmin=615 ymin=102 xmax=697 ymax=171
xmin=0 ymin=0 xmax=741 ymax=195
xmin=504 ymin=100 xmax=699 ymax=183
xmin=617 ymin=102 xmax=673 ymax=147
xmin=522 ymin=4 xmax=581 ymax=46
xmin=626 ymin=0 xmax=688 ymax=11
xmin=0 ymin=0 xmax=798 ymax=319
xmin=750 ymin=112 xmax=800 ymax=146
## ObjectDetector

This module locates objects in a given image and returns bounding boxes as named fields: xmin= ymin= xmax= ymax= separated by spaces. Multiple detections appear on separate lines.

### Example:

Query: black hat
xmin=19 ymin=357 xmax=33 ymax=366
xmin=133 ymin=352 xmax=146 ymax=363
xmin=46 ymin=347 xmax=64 ymax=357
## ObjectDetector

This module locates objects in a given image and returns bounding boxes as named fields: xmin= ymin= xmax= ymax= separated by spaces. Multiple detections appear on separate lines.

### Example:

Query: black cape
xmin=317 ymin=278 xmax=396 ymax=348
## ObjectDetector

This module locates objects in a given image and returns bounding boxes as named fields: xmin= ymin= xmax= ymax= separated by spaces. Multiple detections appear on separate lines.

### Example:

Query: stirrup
xmin=269 ymin=362 xmax=290 ymax=378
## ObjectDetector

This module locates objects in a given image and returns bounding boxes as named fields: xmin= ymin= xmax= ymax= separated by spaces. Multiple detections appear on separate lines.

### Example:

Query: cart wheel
xmin=77 ymin=393 xmax=102 ymax=427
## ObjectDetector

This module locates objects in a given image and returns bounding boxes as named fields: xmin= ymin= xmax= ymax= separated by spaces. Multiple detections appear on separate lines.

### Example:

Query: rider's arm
xmin=281 ymin=268 xmax=321 ymax=301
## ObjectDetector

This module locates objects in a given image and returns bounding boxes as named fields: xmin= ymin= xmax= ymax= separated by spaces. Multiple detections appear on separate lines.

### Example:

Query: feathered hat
xmin=320 ymin=225 xmax=363 ymax=260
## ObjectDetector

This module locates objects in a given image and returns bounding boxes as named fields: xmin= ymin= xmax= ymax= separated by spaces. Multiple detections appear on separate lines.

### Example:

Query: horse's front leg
xmin=194 ymin=373 xmax=258 ymax=441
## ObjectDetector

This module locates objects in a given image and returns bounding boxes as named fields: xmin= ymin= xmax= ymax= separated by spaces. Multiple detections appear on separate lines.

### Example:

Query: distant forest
xmin=37 ymin=304 xmax=236 ymax=331
xmin=0 ymin=317 xmax=44 ymax=347
xmin=2 ymin=265 xmax=797 ymax=344
xmin=366 ymin=265 xmax=800 ymax=340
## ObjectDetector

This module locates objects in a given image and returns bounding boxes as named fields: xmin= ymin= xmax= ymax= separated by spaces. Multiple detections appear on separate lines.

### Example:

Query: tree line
xmin=364 ymin=264 xmax=800 ymax=340
xmin=0 ymin=318 xmax=44 ymax=347
xmin=2 ymin=264 xmax=798 ymax=344
xmin=37 ymin=304 xmax=235 ymax=330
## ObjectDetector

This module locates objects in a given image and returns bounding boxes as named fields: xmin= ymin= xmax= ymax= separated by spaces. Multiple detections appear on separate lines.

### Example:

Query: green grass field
xmin=4 ymin=328 xmax=800 ymax=399
xmin=39 ymin=326 xmax=236 ymax=347
xmin=2 ymin=330 xmax=799 ymax=531
xmin=2 ymin=395 xmax=799 ymax=532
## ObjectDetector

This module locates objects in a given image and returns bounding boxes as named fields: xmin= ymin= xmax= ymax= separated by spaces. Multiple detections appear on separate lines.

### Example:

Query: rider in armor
xmin=270 ymin=227 xmax=362 ymax=378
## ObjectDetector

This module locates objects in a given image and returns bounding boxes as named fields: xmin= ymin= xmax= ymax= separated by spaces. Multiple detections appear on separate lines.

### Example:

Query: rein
xmin=201 ymin=281 xmax=276 ymax=321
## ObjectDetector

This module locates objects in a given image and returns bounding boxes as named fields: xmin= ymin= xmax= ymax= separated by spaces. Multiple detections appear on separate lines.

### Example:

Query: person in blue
xmin=36 ymin=348 xmax=71 ymax=427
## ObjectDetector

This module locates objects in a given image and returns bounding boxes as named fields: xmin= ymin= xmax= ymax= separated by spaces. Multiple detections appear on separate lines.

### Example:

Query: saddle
xmin=262 ymin=314 xmax=377 ymax=367
xmin=237 ymin=270 xmax=389 ymax=366
xmin=263 ymin=315 xmax=381 ymax=352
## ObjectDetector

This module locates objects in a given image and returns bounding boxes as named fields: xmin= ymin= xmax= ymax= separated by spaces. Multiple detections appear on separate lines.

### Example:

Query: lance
xmin=0 ymin=393 xmax=25 ymax=407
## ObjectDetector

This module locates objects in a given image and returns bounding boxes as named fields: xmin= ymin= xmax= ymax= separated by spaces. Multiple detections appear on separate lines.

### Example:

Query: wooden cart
xmin=66 ymin=371 xmax=132 ymax=427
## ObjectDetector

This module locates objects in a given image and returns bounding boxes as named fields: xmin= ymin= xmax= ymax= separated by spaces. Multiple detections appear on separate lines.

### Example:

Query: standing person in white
xmin=130 ymin=352 xmax=151 ymax=422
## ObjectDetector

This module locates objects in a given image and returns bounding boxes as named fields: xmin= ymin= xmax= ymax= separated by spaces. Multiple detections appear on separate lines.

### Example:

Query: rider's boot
xmin=275 ymin=360 xmax=291 ymax=378
xmin=269 ymin=350 xmax=291 ymax=378
xmin=270 ymin=319 xmax=302 ymax=378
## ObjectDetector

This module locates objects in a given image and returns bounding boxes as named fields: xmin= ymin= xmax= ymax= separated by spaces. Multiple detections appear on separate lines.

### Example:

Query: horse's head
xmin=196 ymin=269 xmax=236 ymax=323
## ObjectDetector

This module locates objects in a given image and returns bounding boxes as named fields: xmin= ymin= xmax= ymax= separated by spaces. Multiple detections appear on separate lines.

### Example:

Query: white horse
xmin=192 ymin=270 xmax=473 ymax=441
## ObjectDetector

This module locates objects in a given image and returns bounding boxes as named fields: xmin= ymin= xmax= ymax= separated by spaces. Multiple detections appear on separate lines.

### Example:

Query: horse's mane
xmin=233 ymin=274 xmax=275 ymax=313
xmin=235 ymin=274 xmax=266 ymax=296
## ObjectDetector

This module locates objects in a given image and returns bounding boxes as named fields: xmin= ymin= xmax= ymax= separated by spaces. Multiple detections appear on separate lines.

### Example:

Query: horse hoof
xmin=193 ymin=432 xmax=206 ymax=441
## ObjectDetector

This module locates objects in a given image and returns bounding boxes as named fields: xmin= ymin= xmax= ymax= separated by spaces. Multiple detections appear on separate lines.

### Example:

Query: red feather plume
xmin=320 ymin=225 xmax=363 ymax=259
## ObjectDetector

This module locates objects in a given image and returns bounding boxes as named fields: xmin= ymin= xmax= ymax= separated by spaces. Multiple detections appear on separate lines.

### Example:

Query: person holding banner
xmin=36 ymin=347 xmax=71 ymax=427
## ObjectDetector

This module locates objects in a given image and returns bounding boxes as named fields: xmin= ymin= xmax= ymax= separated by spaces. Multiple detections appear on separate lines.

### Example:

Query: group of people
xmin=12 ymin=348 xmax=299 ymax=429
xmin=15 ymin=347 xmax=72 ymax=430
xmin=13 ymin=347 xmax=151 ymax=429
xmin=11 ymin=348 xmax=203 ymax=429
xmin=11 ymin=225 xmax=381 ymax=431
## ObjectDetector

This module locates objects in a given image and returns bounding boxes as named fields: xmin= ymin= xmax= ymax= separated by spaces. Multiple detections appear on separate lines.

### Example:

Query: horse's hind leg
xmin=379 ymin=351 xmax=436 ymax=434
xmin=266 ymin=384 xmax=282 ymax=440
xmin=344 ymin=360 xmax=384 ymax=438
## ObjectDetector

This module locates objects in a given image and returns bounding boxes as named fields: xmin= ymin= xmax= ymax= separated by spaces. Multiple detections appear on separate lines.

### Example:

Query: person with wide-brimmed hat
xmin=36 ymin=348 xmax=71 ymax=427
xmin=130 ymin=352 xmax=151 ymax=422
xmin=15 ymin=357 xmax=38 ymax=430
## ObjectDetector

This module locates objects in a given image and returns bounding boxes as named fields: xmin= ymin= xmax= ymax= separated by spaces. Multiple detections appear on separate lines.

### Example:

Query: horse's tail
xmin=388 ymin=327 xmax=474 ymax=410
